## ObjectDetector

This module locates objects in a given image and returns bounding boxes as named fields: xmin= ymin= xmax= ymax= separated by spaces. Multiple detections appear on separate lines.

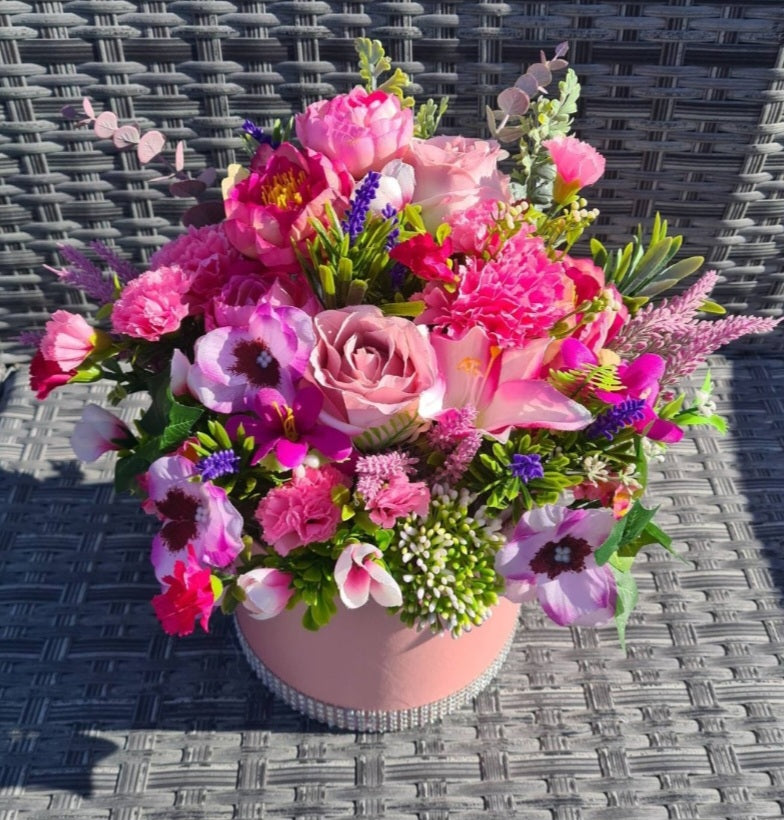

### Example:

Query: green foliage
xmin=355 ymin=38 xmax=413 ymax=106
xmin=548 ymin=362 xmax=624 ymax=399
xmin=414 ymin=97 xmax=449 ymax=139
xmin=465 ymin=432 xmax=581 ymax=519
xmin=611 ymin=567 xmax=638 ymax=650
xmin=591 ymin=213 xmax=704 ymax=304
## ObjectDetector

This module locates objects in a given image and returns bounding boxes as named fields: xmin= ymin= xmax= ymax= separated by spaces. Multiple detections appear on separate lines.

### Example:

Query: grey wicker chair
xmin=1 ymin=3 xmax=783 ymax=816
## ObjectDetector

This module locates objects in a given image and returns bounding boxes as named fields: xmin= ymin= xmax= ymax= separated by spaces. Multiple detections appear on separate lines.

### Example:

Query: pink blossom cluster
xmin=31 ymin=75 xmax=781 ymax=639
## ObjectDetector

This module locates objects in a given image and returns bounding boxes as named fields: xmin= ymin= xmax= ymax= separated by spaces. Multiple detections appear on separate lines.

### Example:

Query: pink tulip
xmin=237 ymin=568 xmax=294 ymax=620
xmin=334 ymin=542 xmax=403 ymax=609
xmin=543 ymin=136 xmax=605 ymax=202
xmin=70 ymin=403 xmax=132 ymax=462
xmin=40 ymin=310 xmax=102 ymax=371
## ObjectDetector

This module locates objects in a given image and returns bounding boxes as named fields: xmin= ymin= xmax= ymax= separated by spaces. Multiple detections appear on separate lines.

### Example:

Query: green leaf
xmin=594 ymin=516 xmax=628 ymax=566
xmin=698 ymin=299 xmax=727 ymax=315
xmin=611 ymin=567 xmax=638 ymax=650
xmin=114 ymin=453 xmax=151 ymax=494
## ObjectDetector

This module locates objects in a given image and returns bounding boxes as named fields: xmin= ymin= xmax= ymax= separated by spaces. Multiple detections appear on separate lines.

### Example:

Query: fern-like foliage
xmin=549 ymin=363 xmax=624 ymax=398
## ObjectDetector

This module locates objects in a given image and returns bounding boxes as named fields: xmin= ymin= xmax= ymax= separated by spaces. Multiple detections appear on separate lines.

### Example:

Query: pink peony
xmin=495 ymin=505 xmax=616 ymax=627
xmin=418 ymin=230 xmax=574 ymax=349
xmin=187 ymin=302 xmax=314 ymax=413
xmin=70 ymin=403 xmax=132 ymax=462
xmin=543 ymin=135 xmax=605 ymax=202
xmin=111 ymin=265 xmax=190 ymax=341
xmin=295 ymin=86 xmax=413 ymax=180
xmin=367 ymin=475 xmax=431 ymax=528
xmin=405 ymin=135 xmax=511 ymax=232
xmin=334 ymin=542 xmax=403 ymax=609
xmin=40 ymin=309 xmax=104 ymax=371
xmin=237 ymin=568 xmax=294 ymax=620
xmin=255 ymin=466 xmax=346 ymax=555
xmin=222 ymin=142 xmax=354 ymax=268
xmin=149 ymin=223 xmax=263 ymax=315
xmin=205 ymin=271 xmax=319 ymax=331
xmin=151 ymin=546 xmax=217 ymax=636
xmin=307 ymin=306 xmax=439 ymax=436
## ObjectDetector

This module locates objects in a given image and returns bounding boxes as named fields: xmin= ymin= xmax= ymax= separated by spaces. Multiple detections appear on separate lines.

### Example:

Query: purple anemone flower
xmin=144 ymin=455 xmax=244 ymax=582
xmin=228 ymin=384 xmax=353 ymax=469
xmin=187 ymin=302 xmax=314 ymax=413
xmin=495 ymin=505 xmax=616 ymax=627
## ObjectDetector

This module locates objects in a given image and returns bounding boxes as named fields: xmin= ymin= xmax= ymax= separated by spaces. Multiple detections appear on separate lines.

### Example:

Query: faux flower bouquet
xmin=30 ymin=41 xmax=779 ymax=644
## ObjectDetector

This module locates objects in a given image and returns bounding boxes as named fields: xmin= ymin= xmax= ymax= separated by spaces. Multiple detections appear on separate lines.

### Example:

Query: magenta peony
xmin=222 ymin=142 xmax=354 ymax=268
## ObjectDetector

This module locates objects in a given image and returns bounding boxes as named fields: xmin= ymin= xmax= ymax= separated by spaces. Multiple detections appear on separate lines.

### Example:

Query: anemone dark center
xmin=530 ymin=535 xmax=593 ymax=579
xmin=157 ymin=488 xmax=200 ymax=553
xmin=231 ymin=339 xmax=281 ymax=388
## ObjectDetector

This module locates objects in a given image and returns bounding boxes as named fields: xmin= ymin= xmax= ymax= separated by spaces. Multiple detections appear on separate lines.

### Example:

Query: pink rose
xmin=255 ymin=466 xmax=346 ymax=555
xmin=307 ymin=306 xmax=439 ymax=435
xmin=111 ymin=265 xmax=190 ymax=341
xmin=405 ymin=136 xmax=511 ymax=232
xmin=295 ymin=87 xmax=413 ymax=180
xmin=543 ymin=136 xmax=605 ymax=202
xmin=237 ymin=568 xmax=294 ymax=620
xmin=222 ymin=142 xmax=354 ymax=268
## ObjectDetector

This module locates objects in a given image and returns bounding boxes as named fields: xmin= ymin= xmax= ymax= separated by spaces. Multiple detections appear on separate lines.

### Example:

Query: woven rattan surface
xmin=1 ymin=1 xmax=784 ymax=363
xmin=1 ymin=355 xmax=784 ymax=818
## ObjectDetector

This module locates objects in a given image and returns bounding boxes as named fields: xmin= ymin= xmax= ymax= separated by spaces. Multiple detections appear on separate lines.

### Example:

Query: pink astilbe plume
xmin=355 ymin=451 xmax=418 ymax=503
xmin=427 ymin=407 xmax=482 ymax=483
xmin=609 ymin=271 xmax=781 ymax=384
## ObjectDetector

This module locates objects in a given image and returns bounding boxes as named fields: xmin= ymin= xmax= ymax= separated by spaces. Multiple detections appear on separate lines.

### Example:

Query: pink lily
xmin=334 ymin=542 xmax=403 ymax=609
xmin=227 ymin=384 xmax=353 ymax=469
xmin=420 ymin=326 xmax=592 ymax=439
xmin=558 ymin=338 xmax=683 ymax=443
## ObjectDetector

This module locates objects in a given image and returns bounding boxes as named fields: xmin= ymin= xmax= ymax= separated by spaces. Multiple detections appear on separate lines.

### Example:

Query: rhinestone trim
xmin=234 ymin=618 xmax=517 ymax=731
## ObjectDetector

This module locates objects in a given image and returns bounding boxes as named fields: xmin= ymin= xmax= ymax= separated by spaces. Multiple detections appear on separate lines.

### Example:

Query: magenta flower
xmin=422 ymin=325 xmax=592 ymax=438
xmin=543 ymin=135 xmax=605 ymax=202
xmin=254 ymin=466 xmax=346 ymax=556
xmin=237 ymin=568 xmax=294 ymax=620
xmin=495 ymin=505 xmax=616 ymax=627
xmin=145 ymin=455 xmax=244 ymax=582
xmin=558 ymin=338 xmax=683 ymax=443
xmin=334 ymin=542 xmax=403 ymax=609
xmin=187 ymin=303 xmax=314 ymax=413
xmin=111 ymin=265 xmax=191 ymax=341
xmin=70 ymin=403 xmax=133 ymax=462
xmin=227 ymin=384 xmax=353 ymax=469
xmin=151 ymin=545 xmax=217 ymax=636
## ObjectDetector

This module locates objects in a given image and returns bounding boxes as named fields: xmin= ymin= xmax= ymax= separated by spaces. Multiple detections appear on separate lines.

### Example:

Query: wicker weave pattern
xmin=0 ymin=2 xmax=783 ymax=362
xmin=2 ymin=356 xmax=784 ymax=816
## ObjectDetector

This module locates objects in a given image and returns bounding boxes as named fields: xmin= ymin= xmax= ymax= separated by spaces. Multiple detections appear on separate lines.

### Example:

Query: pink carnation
xmin=111 ymin=265 xmax=190 ymax=341
xmin=255 ymin=466 xmax=346 ymax=556
xmin=40 ymin=310 xmax=100 ymax=371
xmin=418 ymin=231 xmax=574 ymax=348
xmin=367 ymin=475 xmax=431 ymax=528
xmin=149 ymin=224 xmax=262 ymax=315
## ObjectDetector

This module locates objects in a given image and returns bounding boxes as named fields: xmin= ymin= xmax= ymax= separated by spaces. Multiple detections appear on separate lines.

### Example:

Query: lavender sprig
xmin=342 ymin=171 xmax=381 ymax=243
xmin=586 ymin=399 xmax=646 ymax=441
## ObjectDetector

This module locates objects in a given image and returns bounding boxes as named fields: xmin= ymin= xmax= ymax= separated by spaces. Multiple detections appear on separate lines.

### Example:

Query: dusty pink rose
xmin=405 ymin=136 xmax=511 ymax=232
xmin=334 ymin=542 xmax=403 ymax=609
xmin=308 ymin=306 xmax=439 ymax=435
xmin=40 ymin=310 xmax=103 ymax=371
xmin=70 ymin=403 xmax=132 ymax=462
xmin=222 ymin=142 xmax=354 ymax=268
xmin=543 ymin=136 xmax=605 ymax=202
xmin=295 ymin=86 xmax=413 ymax=180
xmin=111 ymin=265 xmax=190 ymax=341
xmin=237 ymin=568 xmax=294 ymax=620
xmin=367 ymin=475 xmax=431 ymax=528
xmin=255 ymin=466 xmax=346 ymax=555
